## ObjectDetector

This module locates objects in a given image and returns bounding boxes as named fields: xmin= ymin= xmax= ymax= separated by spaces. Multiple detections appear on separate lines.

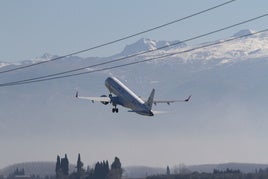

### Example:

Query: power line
xmin=1 ymin=28 xmax=267 ymax=87
xmin=0 ymin=13 xmax=267 ymax=86
xmin=0 ymin=0 xmax=236 ymax=74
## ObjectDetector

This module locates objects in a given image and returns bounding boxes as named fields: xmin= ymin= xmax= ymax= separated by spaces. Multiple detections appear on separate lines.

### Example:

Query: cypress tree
xmin=166 ymin=166 xmax=170 ymax=175
xmin=56 ymin=155 xmax=61 ymax=178
xmin=105 ymin=160 xmax=109 ymax=176
xmin=111 ymin=157 xmax=121 ymax=170
xmin=76 ymin=153 xmax=84 ymax=174
xmin=61 ymin=154 xmax=69 ymax=176
xmin=110 ymin=157 xmax=123 ymax=179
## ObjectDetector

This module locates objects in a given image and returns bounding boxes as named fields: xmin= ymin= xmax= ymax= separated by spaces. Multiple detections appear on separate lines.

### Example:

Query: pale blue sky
xmin=0 ymin=0 xmax=267 ymax=62
xmin=1 ymin=0 xmax=268 ymax=169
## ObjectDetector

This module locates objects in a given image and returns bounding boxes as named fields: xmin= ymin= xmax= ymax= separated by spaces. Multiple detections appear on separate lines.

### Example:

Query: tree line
xmin=4 ymin=154 xmax=122 ymax=179
xmin=55 ymin=154 xmax=122 ymax=179
xmin=147 ymin=167 xmax=268 ymax=179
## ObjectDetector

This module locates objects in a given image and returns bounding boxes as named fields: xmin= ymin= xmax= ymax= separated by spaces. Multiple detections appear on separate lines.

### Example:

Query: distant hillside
xmin=124 ymin=166 xmax=165 ymax=178
xmin=188 ymin=163 xmax=268 ymax=173
xmin=1 ymin=162 xmax=268 ymax=178
xmin=125 ymin=163 xmax=268 ymax=178
xmin=0 ymin=162 xmax=75 ymax=177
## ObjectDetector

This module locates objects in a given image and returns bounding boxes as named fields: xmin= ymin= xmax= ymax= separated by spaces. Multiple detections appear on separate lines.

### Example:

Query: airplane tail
xmin=145 ymin=89 xmax=155 ymax=110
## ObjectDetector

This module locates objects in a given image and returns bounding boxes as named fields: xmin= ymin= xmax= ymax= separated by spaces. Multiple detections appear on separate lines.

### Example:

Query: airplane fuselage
xmin=76 ymin=76 xmax=190 ymax=116
xmin=105 ymin=77 xmax=153 ymax=116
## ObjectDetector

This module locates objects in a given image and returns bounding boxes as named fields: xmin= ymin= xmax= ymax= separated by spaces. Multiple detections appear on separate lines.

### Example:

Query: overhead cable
xmin=0 ymin=13 xmax=267 ymax=86
xmin=1 ymin=28 xmax=267 ymax=87
xmin=0 ymin=0 xmax=236 ymax=74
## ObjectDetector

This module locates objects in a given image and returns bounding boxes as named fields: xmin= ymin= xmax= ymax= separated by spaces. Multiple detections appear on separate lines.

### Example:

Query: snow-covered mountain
xmin=232 ymin=29 xmax=255 ymax=37
xmin=2 ymin=29 xmax=268 ymax=69
xmin=118 ymin=38 xmax=186 ymax=56
xmin=0 ymin=29 xmax=268 ymax=169
xmin=130 ymin=29 xmax=268 ymax=65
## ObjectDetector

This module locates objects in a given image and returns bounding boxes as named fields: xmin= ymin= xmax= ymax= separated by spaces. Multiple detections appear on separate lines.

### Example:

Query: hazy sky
xmin=0 ymin=0 xmax=268 ymax=62
xmin=1 ymin=0 xmax=268 ymax=170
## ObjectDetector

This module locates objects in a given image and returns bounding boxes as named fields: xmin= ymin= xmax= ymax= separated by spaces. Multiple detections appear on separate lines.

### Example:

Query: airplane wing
xmin=75 ymin=91 xmax=110 ymax=103
xmin=153 ymin=95 xmax=191 ymax=105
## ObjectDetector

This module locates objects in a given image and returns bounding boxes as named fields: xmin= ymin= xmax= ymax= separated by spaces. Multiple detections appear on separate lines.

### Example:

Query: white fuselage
xmin=105 ymin=77 xmax=153 ymax=116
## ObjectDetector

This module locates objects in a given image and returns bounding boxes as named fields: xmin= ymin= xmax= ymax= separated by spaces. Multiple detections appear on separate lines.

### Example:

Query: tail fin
xmin=145 ymin=89 xmax=155 ymax=110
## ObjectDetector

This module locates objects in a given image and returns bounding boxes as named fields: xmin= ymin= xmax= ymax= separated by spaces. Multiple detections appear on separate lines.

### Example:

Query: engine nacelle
xmin=100 ymin=95 xmax=109 ymax=105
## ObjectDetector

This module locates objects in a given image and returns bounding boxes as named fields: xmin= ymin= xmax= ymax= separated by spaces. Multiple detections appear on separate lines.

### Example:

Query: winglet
xmin=75 ymin=91 xmax=79 ymax=98
xmin=185 ymin=95 xmax=191 ymax=102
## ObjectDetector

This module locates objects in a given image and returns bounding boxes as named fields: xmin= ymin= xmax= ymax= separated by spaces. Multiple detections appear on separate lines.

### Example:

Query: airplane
xmin=75 ymin=77 xmax=191 ymax=116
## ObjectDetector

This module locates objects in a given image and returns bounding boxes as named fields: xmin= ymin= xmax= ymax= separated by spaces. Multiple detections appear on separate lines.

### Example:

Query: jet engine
xmin=100 ymin=95 xmax=109 ymax=105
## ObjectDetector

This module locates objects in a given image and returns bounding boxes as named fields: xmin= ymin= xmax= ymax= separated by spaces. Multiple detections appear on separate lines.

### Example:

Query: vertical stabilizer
xmin=145 ymin=89 xmax=155 ymax=110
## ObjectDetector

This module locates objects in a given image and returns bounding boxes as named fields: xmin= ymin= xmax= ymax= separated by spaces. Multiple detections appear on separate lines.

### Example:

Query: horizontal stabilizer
xmin=153 ymin=95 xmax=192 ymax=105
xmin=75 ymin=91 xmax=110 ymax=103
xmin=152 ymin=110 xmax=168 ymax=114
xmin=128 ymin=110 xmax=154 ymax=116
xmin=128 ymin=110 xmax=167 ymax=115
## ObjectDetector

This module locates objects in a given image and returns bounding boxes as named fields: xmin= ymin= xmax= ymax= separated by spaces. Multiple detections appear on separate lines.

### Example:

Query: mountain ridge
xmin=118 ymin=38 xmax=187 ymax=57
xmin=1 ymin=29 xmax=267 ymax=66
